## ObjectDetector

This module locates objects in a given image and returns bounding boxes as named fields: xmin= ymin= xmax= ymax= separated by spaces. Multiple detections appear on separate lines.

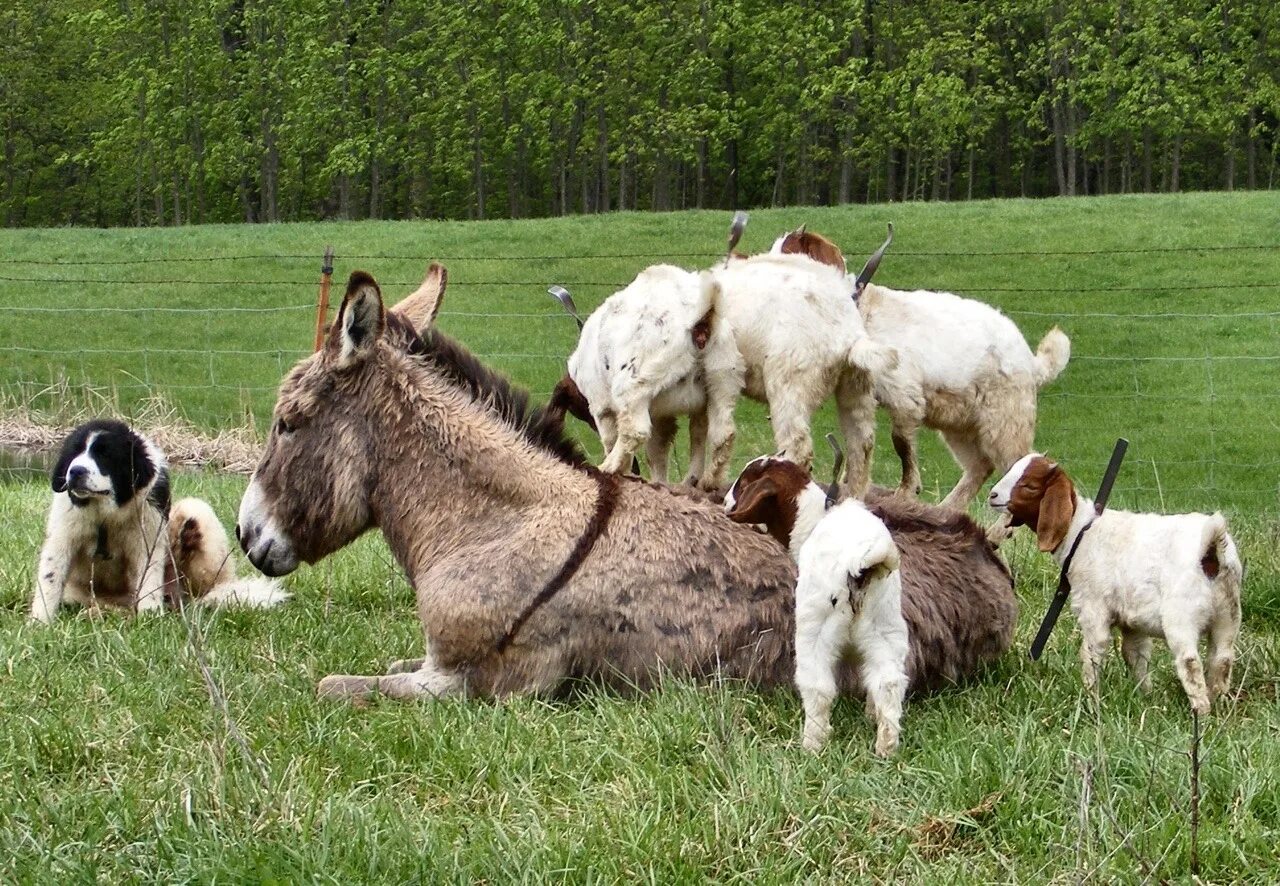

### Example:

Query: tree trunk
xmin=1142 ymin=128 xmax=1153 ymax=192
xmin=1170 ymin=134 xmax=1181 ymax=192
xmin=1247 ymin=108 xmax=1257 ymax=189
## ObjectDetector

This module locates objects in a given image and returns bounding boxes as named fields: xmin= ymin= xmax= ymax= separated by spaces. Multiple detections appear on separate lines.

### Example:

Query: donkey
xmin=237 ymin=264 xmax=1013 ymax=704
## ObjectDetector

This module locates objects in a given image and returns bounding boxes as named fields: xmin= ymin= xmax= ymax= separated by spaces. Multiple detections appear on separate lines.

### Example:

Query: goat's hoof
xmin=317 ymin=674 xmax=380 ymax=702
xmin=385 ymin=657 xmax=425 ymax=675
xmin=874 ymin=734 xmax=900 ymax=758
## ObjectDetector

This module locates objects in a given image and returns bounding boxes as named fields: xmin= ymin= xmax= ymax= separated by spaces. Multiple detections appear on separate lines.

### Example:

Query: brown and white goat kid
xmin=774 ymin=227 xmax=1070 ymax=508
xmin=725 ymin=456 xmax=907 ymax=754
xmin=725 ymin=456 xmax=1018 ymax=753
xmin=989 ymin=454 xmax=1243 ymax=713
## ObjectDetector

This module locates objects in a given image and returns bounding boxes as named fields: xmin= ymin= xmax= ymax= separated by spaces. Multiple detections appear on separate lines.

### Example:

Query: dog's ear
xmin=50 ymin=431 xmax=82 ymax=493
xmin=127 ymin=431 xmax=157 ymax=494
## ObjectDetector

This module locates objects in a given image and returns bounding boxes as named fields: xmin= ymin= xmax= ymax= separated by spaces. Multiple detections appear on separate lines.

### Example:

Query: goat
xmin=724 ymin=451 xmax=1017 ymax=753
xmin=774 ymin=227 xmax=1071 ymax=508
xmin=561 ymin=253 xmax=897 ymax=492
xmin=989 ymin=453 xmax=1243 ymax=713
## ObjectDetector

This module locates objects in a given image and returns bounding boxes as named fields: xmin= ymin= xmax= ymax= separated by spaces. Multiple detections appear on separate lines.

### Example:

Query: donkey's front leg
xmin=318 ymin=657 xmax=464 ymax=702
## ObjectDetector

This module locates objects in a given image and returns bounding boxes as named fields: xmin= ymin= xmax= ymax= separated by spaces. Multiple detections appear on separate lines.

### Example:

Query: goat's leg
xmin=700 ymin=385 xmax=740 ymax=491
xmin=601 ymin=408 xmax=649 ymax=475
xmin=794 ymin=601 xmax=847 ymax=753
xmin=860 ymin=647 xmax=907 ymax=758
xmin=1077 ymin=614 xmax=1113 ymax=694
xmin=1206 ymin=609 xmax=1240 ymax=703
xmin=683 ymin=410 xmax=708 ymax=487
xmin=889 ymin=414 xmax=923 ymax=496
xmin=834 ymin=371 xmax=877 ymax=496
xmin=1165 ymin=624 xmax=1211 ymax=714
xmin=1120 ymin=629 xmax=1154 ymax=693
xmin=939 ymin=430 xmax=995 ymax=510
xmin=646 ymin=415 xmax=678 ymax=483
xmin=319 ymin=658 xmax=464 ymax=703
xmin=986 ymin=511 xmax=1015 ymax=546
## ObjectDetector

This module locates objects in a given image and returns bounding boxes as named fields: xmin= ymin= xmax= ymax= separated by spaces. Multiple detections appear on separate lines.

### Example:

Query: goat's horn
xmin=853 ymin=222 xmax=894 ymax=297
xmin=548 ymin=285 xmax=584 ymax=331
xmin=796 ymin=223 xmax=807 ymax=236
xmin=824 ymin=433 xmax=845 ymax=504
xmin=725 ymin=211 xmax=749 ymax=263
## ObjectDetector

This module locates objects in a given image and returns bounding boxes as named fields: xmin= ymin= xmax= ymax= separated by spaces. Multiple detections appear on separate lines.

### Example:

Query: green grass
xmin=1 ymin=193 xmax=1279 ymax=880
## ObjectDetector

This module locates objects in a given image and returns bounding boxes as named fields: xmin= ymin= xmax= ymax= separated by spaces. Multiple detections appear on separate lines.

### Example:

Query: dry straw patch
xmin=0 ymin=381 xmax=262 ymax=474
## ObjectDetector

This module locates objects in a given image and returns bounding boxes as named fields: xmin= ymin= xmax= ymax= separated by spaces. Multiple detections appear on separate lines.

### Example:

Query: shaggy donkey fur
xmin=238 ymin=265 xmax=1013 ymax=705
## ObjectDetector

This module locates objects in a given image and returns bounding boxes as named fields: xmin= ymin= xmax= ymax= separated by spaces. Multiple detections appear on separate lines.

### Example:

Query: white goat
xmin=724 ymin=455 xmax=908 ymax=755
xmin=564 ymin=264 xmax=738 ymax=486
xmin=989 ymin=453 xmax=1243 ymax=713
xmin=774 ymin=228 xmax=1070 ymax=508
xmin=565 ymin=254 xmax=897 ymax=492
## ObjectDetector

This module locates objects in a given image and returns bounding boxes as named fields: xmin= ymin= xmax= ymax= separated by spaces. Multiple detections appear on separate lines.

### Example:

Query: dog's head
xmin=51 ymin=419 xmax=169 ymax=513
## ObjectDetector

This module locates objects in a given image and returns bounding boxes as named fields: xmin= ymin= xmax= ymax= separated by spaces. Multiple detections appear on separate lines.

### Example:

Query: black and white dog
xmin=32 ymin=419 xmax=288 ymax=622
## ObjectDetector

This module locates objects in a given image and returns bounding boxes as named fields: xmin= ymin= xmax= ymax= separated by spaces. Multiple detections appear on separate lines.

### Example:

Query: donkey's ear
xmin=329 ymin=271 xmax=386 ymax=366
xmin=726 ymin=477 xmax=779 ymax=525
xmin=391 ymin=262 xmax=447 ymax=333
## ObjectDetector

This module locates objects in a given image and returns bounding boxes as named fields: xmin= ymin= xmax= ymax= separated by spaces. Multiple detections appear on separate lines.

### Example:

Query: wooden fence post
xmin=313 ymin=246 xmax=335 ymax=352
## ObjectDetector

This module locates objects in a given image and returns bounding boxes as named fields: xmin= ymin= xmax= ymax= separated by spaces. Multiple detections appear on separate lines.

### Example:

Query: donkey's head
xmin=237 ymin=264 xmax=447 ymax=576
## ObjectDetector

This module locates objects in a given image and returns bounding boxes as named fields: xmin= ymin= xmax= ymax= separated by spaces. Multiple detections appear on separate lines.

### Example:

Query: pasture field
xmin=1 ymin=192 xmax=1279 ymax=880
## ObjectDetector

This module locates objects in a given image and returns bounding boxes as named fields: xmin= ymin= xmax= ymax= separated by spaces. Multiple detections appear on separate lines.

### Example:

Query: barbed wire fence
xmin=1 ymin=242 xmax=1278 ymax=513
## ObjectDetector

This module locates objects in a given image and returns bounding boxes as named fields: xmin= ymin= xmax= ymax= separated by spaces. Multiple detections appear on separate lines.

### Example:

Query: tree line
xmin=3 ymin=0 xmax=1277 ymax=227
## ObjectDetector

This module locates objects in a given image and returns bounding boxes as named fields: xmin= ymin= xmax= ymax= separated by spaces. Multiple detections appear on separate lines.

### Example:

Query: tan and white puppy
xmin=989 ymin=453 xmax=1243 ymax=713
xmin=32 ymin=419 xmax=288 ymax=623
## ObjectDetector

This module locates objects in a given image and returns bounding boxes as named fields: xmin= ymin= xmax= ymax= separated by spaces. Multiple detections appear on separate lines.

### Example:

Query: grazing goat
xmin=724 ymin=454 xmax=1018 ymax=753
xmin=774 ymin=227 xmax=1071 ymax=508
xmin=562 ymin=253 xmax=898 ymax=492
xmin=236 ymin=265 xmax=1011 ymax=706
xmin=561 ymin=265 xmax=736 ymax=486
xmin=989 ymin=454 xmax=1242 ymax=713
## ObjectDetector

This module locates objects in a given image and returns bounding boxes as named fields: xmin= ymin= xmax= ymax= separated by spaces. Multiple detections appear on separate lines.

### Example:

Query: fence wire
xmin=1 ymin=242 xmax=1277 ymax=513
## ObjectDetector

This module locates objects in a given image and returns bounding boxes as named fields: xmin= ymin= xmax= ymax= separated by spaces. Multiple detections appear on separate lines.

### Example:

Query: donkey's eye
xmin=276 ymin=418 xmax=294 ymax=435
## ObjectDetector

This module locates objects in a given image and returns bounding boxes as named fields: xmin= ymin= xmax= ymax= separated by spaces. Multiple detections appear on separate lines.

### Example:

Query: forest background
xmin=4 ymin=0 xmax=1278 ymax=228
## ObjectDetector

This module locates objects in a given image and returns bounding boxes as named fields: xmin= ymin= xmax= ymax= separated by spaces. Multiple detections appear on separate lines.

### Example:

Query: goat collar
xmin=493 ymin=470 xmax=620 ymax=656
xmin=1049 ymin=494 xmax=1099 ymax=568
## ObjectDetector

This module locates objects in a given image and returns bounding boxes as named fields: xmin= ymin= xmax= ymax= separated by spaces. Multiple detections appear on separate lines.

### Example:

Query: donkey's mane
xmin=386 ymin=312 xmax=590 ymax=468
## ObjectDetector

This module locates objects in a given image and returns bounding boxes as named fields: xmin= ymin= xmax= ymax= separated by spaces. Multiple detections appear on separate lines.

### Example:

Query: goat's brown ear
xmin=329 ymin=271 xmax=386 ymax=366
xmin=391 ymin=262 xmax=448 ymax=332
xmin=1036 ymin=468 xmax=1076 ymax=552
xmin=726 ymin=477 xmax=779 ymax=525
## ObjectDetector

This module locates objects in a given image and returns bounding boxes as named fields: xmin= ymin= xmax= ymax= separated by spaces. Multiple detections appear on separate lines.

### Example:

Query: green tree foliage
xmin=3 ymin=0 xmax=1277 ymax=225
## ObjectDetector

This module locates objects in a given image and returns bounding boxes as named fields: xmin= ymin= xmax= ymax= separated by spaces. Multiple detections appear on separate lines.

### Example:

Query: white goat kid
xmin=725 ymin=455 xmax=908 ymax=755
xmin=989 ymin=453 xmax=1243 ymax=713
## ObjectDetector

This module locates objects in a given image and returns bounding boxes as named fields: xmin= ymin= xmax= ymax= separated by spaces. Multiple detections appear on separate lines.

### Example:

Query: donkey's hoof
xmin=317 ymin=674 xmax=380 ymax=701
xmin=385 ymin=657 xmax=426 ymax=675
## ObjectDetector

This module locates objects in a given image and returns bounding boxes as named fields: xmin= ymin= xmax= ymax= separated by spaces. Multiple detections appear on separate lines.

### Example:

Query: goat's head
xmin=238 ymin=264 xmax=448 ymax=576
xmin=724 ymin=455 xmax=813 ymax=548
xmin=989 ymin=453 xmax=1078 ymax=552
xmin=772 ymin=224 xmax=847 ymax=273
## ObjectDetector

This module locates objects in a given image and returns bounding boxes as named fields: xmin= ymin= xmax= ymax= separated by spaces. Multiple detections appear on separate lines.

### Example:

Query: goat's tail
xmin=1032 ymin=327 xmax=1071 ymax=387
xmin=194 ymin=576 xmax=291 ymax=609
xmin=848 ymin=337 xmax=899 ymax=377
xmin=1201 ymin=513 xmax=1244 ymax=587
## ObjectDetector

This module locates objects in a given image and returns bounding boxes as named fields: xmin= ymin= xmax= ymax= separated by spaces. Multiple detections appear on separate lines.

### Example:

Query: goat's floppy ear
xmin=726 ymin=477 xmax=779 ymax=525
xmin=391 ymin=262 xmax=447 ymax=333
xmin=1036 ymin=466 xmax=1076 ymax=552
xmin=329 ymin=271 xmax=386 ymax=367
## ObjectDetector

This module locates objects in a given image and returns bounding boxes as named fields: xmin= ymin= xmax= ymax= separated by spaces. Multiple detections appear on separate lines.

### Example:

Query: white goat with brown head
xmin=774 ymin=226 xmax=1070 ymax=509
xmin=989 ymin=454 xmax=1243 ymax=713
